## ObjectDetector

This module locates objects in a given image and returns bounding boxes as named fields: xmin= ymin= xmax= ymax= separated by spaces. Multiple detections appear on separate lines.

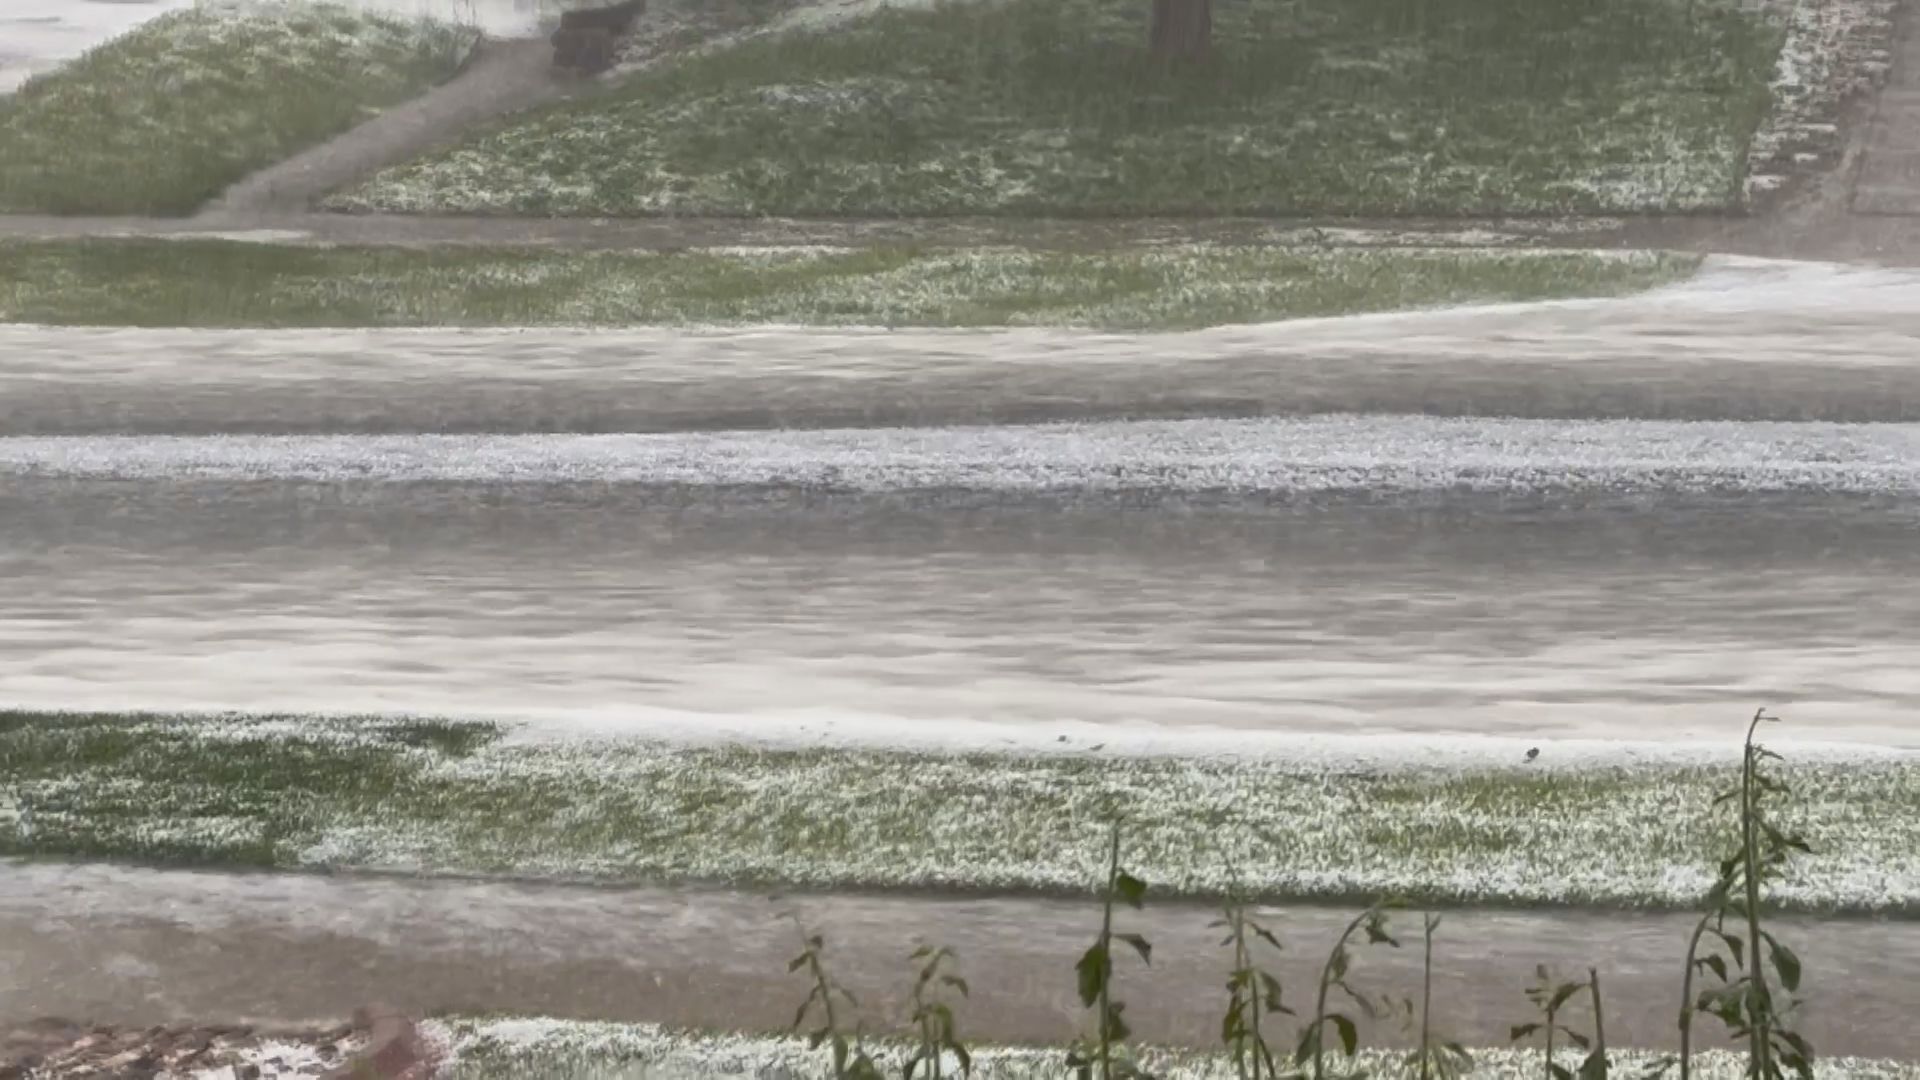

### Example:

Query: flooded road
xmin=8 ymin=258 xmax=1920 ymax=433
xmin=4 ymin=454 xmax=1918 ymax=745
xmin=4 ymin=256 xmax=1920 ymax=1044
xmin=5 ymin=860 xmax=1918 ymax=1054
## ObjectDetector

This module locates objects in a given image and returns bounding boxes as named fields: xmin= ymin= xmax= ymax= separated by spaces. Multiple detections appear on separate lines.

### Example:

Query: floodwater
xmin=5 ymin=258 xmax=1920 ymax=749
xmin=0 ymin=0 xmax=550 ymax=94
xmin=4 ymin=251 xmax=1920 ymax=1040
xmin=4 ymin=472 xmax=1918 ymax=747
xmin=5 ymin=861 xmax=1918 ymax=1053
xmin=10 ymin=258 xmax=1920 ymax=435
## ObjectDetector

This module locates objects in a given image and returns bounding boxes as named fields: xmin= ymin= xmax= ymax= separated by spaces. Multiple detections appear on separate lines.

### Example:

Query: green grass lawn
xmin=4 ymin=711 xmax=1913 ymax=913
xmin=328 ymin=0 xmax=1783 ymax=217
xmin=0 ymin=238 xmax=1695 ymax=328
xmin=0 ymin=2 xmax=475 ymax=215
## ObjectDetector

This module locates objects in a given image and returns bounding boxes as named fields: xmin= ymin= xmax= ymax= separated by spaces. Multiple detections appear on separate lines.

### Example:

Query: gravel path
xmin=4 ymin=862 xmax=1917 ymax=1056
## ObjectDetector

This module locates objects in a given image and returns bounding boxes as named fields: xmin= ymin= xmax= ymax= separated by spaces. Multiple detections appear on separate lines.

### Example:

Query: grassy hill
xmin=0 ymin=1 xmax=474 ymax=215
xmin=329 ymin=0 xmax=1783 ymax=217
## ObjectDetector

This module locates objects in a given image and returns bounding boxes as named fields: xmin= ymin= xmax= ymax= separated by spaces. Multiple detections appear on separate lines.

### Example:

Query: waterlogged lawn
xmin=0 ymin=2 xmax=474 ymax=215
xmin=0 ymin=239 xmax=1697 ymax=329
xmin=433 ymin=1019 xmax=1920 ymax=1080
xmin=4 ymin=711 xmax=1915 ymax=913
xmin=331 ymin=0 xmax=1783 ymax=216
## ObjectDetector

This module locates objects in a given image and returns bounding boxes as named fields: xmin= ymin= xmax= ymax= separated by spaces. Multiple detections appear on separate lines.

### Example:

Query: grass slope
xmin=331 ymin=0 xmax=1783 ymax=217
xmin=0 ymin=238 xmax=1695 ymax=328
xmin=0 ymin=2 xmax=474 ymax=215
xmin=432 ymin=1019 xmax=1920 ymax=1080
xmin=3 ymin=711 xmax=1915 ymax=913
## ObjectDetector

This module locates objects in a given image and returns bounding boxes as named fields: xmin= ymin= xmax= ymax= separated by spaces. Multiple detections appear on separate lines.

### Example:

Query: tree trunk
xmin=1149 ymin=0 xmax=1211 ymax=62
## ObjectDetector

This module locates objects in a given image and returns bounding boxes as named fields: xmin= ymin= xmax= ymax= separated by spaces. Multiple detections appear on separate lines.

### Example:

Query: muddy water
xmin=4 ymin=861 xmax=1918 ymax=1053
xmin=7 ymin=259 xmax=1920 ymax=434
xmin=4 ymin=469 xmax=1918 ymax=745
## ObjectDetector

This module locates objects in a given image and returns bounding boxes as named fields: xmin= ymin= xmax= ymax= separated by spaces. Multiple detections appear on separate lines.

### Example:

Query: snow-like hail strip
xmin=4 ymin=417 xmax=1920 ymax=495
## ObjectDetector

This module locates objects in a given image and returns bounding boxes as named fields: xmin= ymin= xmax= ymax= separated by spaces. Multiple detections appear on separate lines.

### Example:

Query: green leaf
xmin=1076 ymin=944 xmax=1110 ymax=1008
xmin=1115 ymin=872 xmax=1148 ymax=909
xmin=1564 ymin=1029 xmax=1591 ymax=1050
xmin=1639 ymin=1056 xmax=1678 ymax=1080
xmin=1253 ymin=925 xmax=1284 ymax=951
xmin=954 ymin=1044 xmax=972 ymax=1077
xmin=1117 ymin=932 xmax=1153 ymax=965
xmin=1578 ymin=1048 xmax=1609 ymax=1080
xmin=1694 ymin=955 xmax=1728 ymax=982
xmin=1551 ymin=1065 xmax=1575 ymax=1080
xmin=1330 ymin=1014 xmax=1358 ymax=1058
xmin=1258 ymin=1041 xmax=1281 ymax=1080
xmin=1548 ymin=982 xmax=1585 ymax=1013
xmin=1259 ymin=971 xmax=1286 ymax=1007
xmin=1107 ymin=1002 xmax=1133 ymax=1043
xmin=1363 ymin=914 xmax=1399 ymax=947
xmin=789 ymin=955 xmax=809 ymax=973
xmin=943 ymin=974 xmax=970 ymax=997
xmin=1768 ymin=939 xmax=1803 ymax=992
xmin=1337 ymin=980 xmax=1379 ymax=1019
xmin=1510 ymin=1024 xmax=1542 ymax=1042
